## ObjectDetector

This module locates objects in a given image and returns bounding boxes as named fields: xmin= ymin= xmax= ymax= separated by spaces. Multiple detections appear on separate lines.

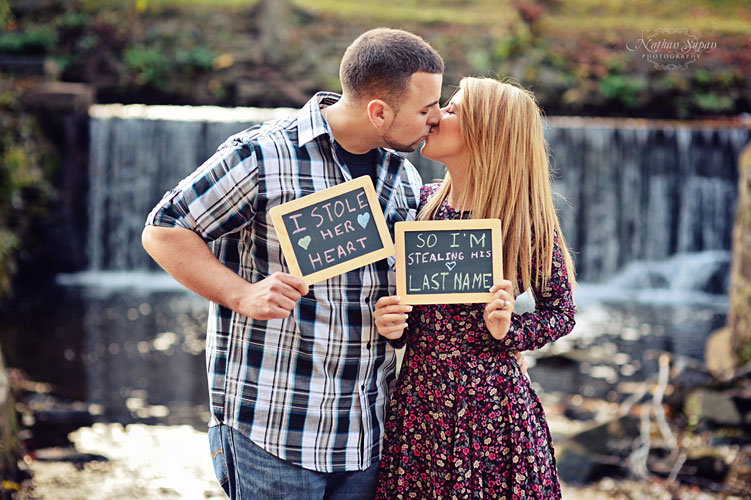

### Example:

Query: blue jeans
xmin=208 ymin=424 xmax=379 ymax=500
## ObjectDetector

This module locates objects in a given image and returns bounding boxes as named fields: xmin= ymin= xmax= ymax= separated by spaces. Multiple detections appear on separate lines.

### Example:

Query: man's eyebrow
xmin=422 ymin=100 xmax=440 ymax=109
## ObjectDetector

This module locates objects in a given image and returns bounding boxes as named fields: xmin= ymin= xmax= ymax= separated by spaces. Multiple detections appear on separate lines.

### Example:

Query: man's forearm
xmin=141 ymin=225 xmax=250 ymax=311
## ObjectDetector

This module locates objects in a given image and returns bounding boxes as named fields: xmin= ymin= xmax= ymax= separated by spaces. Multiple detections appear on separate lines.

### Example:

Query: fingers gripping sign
xmin=484 ymin=279 xmax=515 ymax=341
xmin=374 ymin=296 xmax=413 ymax=340
xmin=242 ymin=272 xmax=309 ymax=320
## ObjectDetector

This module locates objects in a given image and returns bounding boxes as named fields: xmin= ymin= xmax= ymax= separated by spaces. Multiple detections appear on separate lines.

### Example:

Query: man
xmin=142 ymin=28 xmax=443 ymax=499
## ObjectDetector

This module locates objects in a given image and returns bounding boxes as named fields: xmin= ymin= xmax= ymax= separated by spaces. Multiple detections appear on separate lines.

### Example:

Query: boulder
xmin=705 ymin=326 xmax=737 ymax=374
xmin=555 ymin=416 xmax=640 ymax=483
xmin=684 ymin=388 xmax=751 ymax=429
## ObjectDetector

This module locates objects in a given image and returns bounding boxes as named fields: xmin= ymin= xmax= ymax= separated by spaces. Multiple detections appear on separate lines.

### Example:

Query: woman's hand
xmin=484 ymin=280 xmax=516 ymax=340
xmin=374 ymin=296 xmax=412 ymax=340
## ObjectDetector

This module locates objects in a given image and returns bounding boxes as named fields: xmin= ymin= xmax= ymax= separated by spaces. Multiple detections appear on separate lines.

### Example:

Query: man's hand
xmin=374 ymin=296 xmax=412 ymax=340
xmin=484 ymin=280 xmax=516 ymax=340
xmin=513 ymin=351 xmax=529 ymax=378
xmin=238 ymin=272 xmax=309 ymax=320
xmin=142 ymin=226 xmax=308 ymax=320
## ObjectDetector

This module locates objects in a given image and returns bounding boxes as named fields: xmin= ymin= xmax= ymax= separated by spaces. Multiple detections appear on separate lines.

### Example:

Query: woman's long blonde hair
xmin=419 ymin=77 xmax=576 ymax=295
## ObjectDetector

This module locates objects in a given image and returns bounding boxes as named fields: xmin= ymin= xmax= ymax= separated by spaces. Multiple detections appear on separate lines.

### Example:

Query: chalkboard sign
xmin=395 ymin=219 xmax=502 ymax=304
xmin=269 ymin=176 xmax=395 ymax=285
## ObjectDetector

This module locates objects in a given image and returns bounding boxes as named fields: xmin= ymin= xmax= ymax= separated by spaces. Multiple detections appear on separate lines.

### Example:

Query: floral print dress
xmin=376 ymin=184 xmax=576 ymax=500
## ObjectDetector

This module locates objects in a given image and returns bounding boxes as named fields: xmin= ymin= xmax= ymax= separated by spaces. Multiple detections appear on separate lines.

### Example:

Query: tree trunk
xmin=259 ymin=0 xmax=291 ymax=65
xmin=729 ymin=142 xmax=751 ymax=365
xmin=0 ymin=347 xmax=20 ymax=481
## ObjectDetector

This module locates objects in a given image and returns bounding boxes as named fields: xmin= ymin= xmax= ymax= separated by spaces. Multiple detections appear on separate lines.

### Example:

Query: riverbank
xmin=4 ymin=279 xmax=750 ymax=498
xmin=15 ymin=420 xmax=743 ymax=500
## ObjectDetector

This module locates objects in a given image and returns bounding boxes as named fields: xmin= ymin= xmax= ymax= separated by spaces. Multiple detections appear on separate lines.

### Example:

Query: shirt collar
xmin=297 ymin=92 xmax=341 ymax=147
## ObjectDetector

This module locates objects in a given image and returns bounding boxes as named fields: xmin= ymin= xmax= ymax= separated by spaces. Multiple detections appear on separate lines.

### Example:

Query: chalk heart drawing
xmin=445 ymin=261 xmax=457 ymax=271
xmin=357 ymin=212 xmax=371 ymax=229
xmin=298 ymin=235 xmax=312 ymax=250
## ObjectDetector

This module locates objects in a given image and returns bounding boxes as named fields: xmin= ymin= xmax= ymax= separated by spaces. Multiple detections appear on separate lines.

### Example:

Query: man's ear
xmin=366 ymin=99 xmax=395 ymax=130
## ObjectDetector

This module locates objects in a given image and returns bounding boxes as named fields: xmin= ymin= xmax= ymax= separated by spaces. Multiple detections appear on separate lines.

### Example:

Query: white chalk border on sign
xmin=395 ymin=218 xmax=503 ymax=305
xmin=269 ymin=176 xmax=395 ymax=285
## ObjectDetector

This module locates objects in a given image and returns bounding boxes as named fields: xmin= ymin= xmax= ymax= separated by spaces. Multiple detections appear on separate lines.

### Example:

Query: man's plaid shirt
xmin=146 ymin=92 xmax=423 ymax=472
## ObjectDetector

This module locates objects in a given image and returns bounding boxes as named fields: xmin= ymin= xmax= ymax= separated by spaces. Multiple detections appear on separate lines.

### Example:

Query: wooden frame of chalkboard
xmin=269 ymin=176 xmax=395 ymax=285
xmin=395 ymin=219 xmax=503 ymax=304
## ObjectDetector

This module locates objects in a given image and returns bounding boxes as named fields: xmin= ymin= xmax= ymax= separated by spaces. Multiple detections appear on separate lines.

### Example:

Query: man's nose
xmin=426 ymin=106 xmax=442 ymax=126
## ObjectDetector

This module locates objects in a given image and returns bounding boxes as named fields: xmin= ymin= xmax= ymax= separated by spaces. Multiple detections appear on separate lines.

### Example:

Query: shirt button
xmin=364 ymin=297 xmax=370 ymax=303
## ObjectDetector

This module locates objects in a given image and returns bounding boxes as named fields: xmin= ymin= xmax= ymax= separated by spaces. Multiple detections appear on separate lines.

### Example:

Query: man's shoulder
xmin=217 ymin=92 xmax=337 ymax=154
xmin=217 ymin=113 xmax=299 ymax=153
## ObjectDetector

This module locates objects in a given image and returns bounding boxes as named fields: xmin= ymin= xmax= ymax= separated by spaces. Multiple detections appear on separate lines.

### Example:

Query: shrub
xmin=0 ymin=79 xmax=55 ymax=301
xmin=123 ymin=46 xmax=172 ymax=90
xmin=599 ymin=74 xmax=648 ymax=109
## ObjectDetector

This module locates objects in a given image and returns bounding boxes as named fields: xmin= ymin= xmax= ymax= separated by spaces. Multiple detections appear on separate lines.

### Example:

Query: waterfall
xmin=86 ymin=105 xmax=750 ymax=284
xmin=87 ymin=105 xmax=293 ymax=272
xmin=543 ymin=120 xmax=749 ymax=282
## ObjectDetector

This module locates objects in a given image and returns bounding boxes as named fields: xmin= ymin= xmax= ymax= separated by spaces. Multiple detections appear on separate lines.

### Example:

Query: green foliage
xmin=176 ymin=45 xmax=214 ymax=73
xmin=123 ymin=46 xmax=172 ymax=89
xmin=691 ymin=92 xmax=734 ymax=112
xmin=2 ymin=0 xmax=749 ymax=116
xmin=468 ymin=48 xmax=492 ymax=73
xmin=0 ymin=79 xmax=55 ymax=302
xmin=494 ymin=24 xmax=532 ymax=60
xmin=0 ymin=229 xmax=19 ymax=299
xmin=0 ymin=1 xmax=12 ymax=28
xmin=599 ymin=75 xmax=648 ymax=109
xmin=738 ymin=341 xmax=751 ymax=366
xmin=0 ymin=25 xmax=58 ymax=54
xmin=122 ymin=42 xmax=216 ymax=89
xmin=693 ymin=68 xmax=714 ymax=87
xmin=56 ymin=11 xmax=92 ymax=28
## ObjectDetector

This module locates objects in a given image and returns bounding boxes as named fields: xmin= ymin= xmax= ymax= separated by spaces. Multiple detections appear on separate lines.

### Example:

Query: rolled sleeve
xmin=146 ymin=143 xmax=258 ymax=242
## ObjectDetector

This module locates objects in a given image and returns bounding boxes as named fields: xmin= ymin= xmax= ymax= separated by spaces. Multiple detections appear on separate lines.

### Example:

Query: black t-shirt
xmin=335 ymin=144 xmax=378 ymax=188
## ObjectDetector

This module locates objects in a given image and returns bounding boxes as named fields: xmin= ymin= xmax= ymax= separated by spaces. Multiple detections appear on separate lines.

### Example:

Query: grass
xmin=77 ymin=0 xmax=750 ymax=33
xmin=289 ymin=0 xmax=518 ymax=26
xmin=548 ymin=15 xmax=751 ymax=35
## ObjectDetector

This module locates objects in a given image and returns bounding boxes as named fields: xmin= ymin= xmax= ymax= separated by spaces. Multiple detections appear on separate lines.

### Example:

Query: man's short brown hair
xmin=339 ymin=28 xmax=444 ymax=108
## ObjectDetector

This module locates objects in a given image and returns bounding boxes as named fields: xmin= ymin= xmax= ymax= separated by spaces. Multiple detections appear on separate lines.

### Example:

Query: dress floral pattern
xmin=376 ymin=184 xmax=576 ymax=500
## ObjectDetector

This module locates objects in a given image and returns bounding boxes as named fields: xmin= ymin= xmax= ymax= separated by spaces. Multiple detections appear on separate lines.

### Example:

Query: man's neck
xmin=323 ymin=99 xmax=379 ymax=154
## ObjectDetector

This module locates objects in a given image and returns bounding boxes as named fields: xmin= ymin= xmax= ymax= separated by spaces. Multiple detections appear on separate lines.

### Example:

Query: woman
xmin=374 ymin=77 xmax=576 ymax=499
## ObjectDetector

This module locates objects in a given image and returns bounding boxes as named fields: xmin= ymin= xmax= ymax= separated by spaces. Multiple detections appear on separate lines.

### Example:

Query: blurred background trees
xmin=0 ymin=0 xmax=748 ymax=114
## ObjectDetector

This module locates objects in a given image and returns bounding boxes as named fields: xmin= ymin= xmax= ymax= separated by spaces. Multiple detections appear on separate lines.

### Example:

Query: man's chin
xmin=384 ymin=137 xmax=425 ymax=153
